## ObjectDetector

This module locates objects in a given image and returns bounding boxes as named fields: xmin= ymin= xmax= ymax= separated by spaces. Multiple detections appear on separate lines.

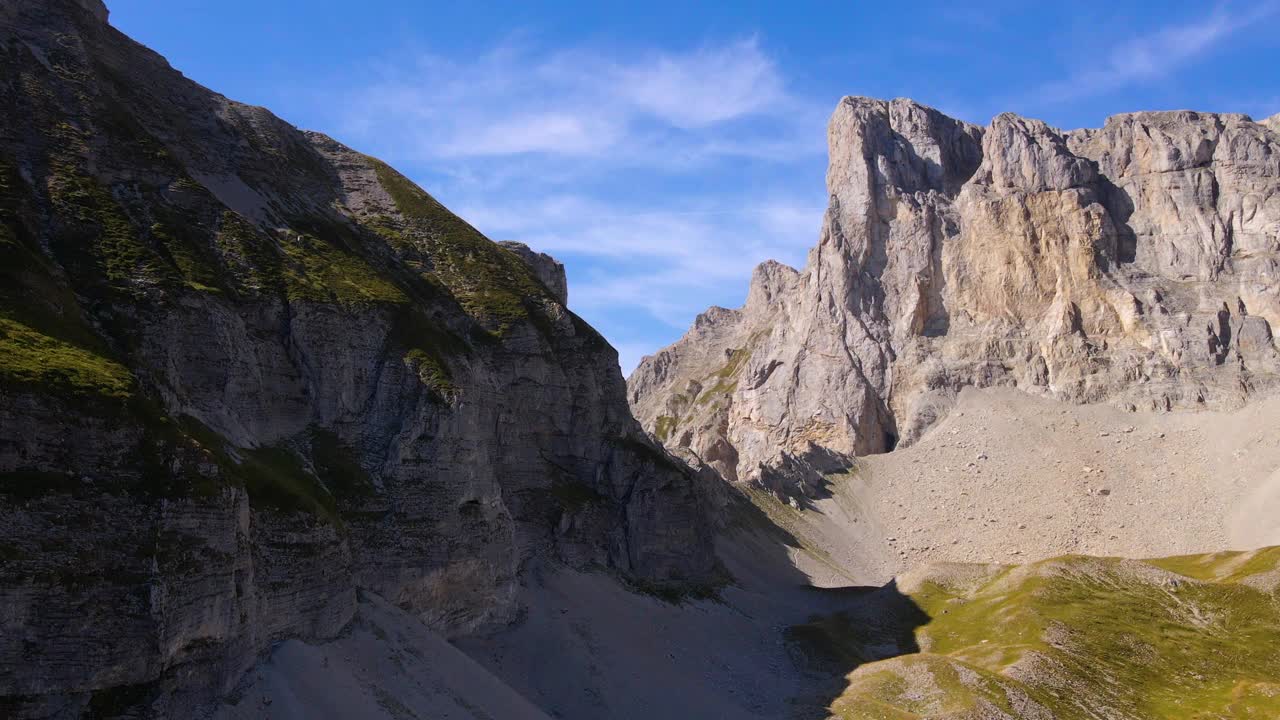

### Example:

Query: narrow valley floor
xmin=213 ymin=388 xmax=1280 ymax=719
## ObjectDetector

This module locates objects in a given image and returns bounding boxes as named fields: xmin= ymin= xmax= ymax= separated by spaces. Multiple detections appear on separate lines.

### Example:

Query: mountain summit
xmin=630 ymin=96 xmax=1280 ymax=493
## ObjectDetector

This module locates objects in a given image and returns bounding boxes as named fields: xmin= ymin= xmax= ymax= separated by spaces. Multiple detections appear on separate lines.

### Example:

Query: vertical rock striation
xmin=0 ymin=1 xmax=720 ymax=717
xmin=630 ymin=97 xmax=1280 ymax=495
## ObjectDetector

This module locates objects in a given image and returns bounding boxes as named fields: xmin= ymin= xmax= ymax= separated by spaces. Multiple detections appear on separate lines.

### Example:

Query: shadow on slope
xmin=816 ymin=548 xmax=1280 ymax=719
xmin=211 ymin=590 xmax=553 ymax=720
xmin=438 ymin=482 xmax=934 ymax=720
xmin=753 ymin=444 xmax=856 ymax=510
xmin=783 ymin=581 xmax=930 ymax=719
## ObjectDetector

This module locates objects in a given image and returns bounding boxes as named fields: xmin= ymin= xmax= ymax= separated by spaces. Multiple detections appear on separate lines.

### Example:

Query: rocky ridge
xmin=0 ymin=2 xmax=719 ymax=717
xmin=630 ymin=96 xmax=1280 ymax=494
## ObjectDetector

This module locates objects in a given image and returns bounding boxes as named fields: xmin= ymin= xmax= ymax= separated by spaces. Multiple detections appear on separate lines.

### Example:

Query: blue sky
xmin=107 ymin=1 xmax=1280 ymax=373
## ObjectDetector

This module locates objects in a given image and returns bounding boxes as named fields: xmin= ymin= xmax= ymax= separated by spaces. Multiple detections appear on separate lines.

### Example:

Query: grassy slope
xmin=363 ymin=156 xmax=552 ymax=334
xmin=800 ymin=547 xmax=1280 ymax=719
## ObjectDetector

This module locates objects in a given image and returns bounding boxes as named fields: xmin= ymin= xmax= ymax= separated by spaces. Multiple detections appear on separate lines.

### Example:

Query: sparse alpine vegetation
xmin=364 ymin=156 xmax=554 ymax=334
xmin=796 ymin=548 xmax=1280 ymax=719
xmin=0 ymin=316 xmax=133 ymax=400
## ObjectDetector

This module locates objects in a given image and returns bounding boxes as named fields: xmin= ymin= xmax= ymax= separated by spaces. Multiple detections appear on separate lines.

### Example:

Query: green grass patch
xmin=365 ymin=156 xmax=550 ymax=333
xmin=387 ymin=308 xmax=465 ymax=398
xmin=237 ymin=443 xmax=339 ymax=523
xmin=278 ymin=230 xmax=407 ymax=305
xmin=148 ymin=205 xmax=227 ymax=294
xmin=831 ymin=655 xmax=1026 ymax=719
xmin=821 ymin=550 xmax=1280 ymax=719
xmin=654 ymin=415 xmax=677 ymax=442
xmin=0 ymin=158 xmax=112 ymax=354
xmin=214 ymin=211 xmax=286 ymax=293
xmin=787 ymin=611 xmax=884 ymax=668
xmin=695 ymin=378 xmax=737 ymax=405
xmin=0 ymin=315 xmax=133 ymax=400
xmin=48 ymin=165 xmax=164 ymax=292
xmin=1147 ymin=546 xmax=1280 ymax=584
xmin=714 ymin=347 xmax=751 ymax=378
xmin=404 ymin=349 xmax=456 ymax=396
xmin=694 ymin=347 xmax=750 ymax=405
xmin=611 ymin=434 xmax=686 ymax=474
xmin=125 ymin=409 xmax=228 ymax=500
xmin=164 ymin=415 xmax=342 ymax=521
xmin=624 ymin=576 xmax=722 ymax=605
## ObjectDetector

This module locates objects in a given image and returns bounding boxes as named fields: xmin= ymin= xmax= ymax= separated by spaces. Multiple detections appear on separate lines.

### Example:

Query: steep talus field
xmin=0 ymin=1 xmax=719 ymax=717
xmin=790 ymin=547 xmax=1280 ymax=719
xmin=730 ymin=387 xmax=1280 ymax=586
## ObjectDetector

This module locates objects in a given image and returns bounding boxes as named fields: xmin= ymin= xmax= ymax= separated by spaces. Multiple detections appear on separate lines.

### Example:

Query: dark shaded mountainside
xmin=0 ymin=0 xmax=720 ymax=716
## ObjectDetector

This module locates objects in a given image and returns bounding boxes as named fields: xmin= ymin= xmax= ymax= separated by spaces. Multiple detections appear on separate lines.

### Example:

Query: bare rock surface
xmin=630 ymin=96 xmax=1280 ymax=493
xmin=499 ymin=241 xmax=569 ymax=305
xmin=0 ymin=2 xmax=718 ymax=716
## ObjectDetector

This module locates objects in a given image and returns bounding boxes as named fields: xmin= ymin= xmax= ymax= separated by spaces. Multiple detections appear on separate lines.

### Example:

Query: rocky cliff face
xmin=498 ymin=241 xmax=569 ymax=305
xmin=0 ymin=2 xmax=719 ymax=717
xmin=630 ymin=97 xmax=1280 ymax=494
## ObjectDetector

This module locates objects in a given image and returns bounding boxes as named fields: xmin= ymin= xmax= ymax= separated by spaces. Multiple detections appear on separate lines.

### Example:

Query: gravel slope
xmin=774 ymin=387 xmax=1280 ymax=585
xmin=211 ymin=388 xmax=1280 ymax=719
xmin=212 ymin=594 xmax=551 ymax=720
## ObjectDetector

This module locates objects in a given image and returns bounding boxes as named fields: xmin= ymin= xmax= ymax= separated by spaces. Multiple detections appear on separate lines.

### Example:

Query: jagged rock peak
xmin=498 ymin=241 xmax=568 ymax=305
xmin=974 ymin=113 xmax=1096 ymax=192
xmin=630 ymin=95 xmax=1280 ymax=495
xmin=828 ymin=96 xmax=985 ymax=196
xmin=78 ymin=0 xmax=110 ymax=22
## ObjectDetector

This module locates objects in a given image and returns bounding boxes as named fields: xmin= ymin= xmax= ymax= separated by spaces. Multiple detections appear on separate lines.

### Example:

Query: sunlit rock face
xmin=630 ymin=96 xmax=1280 ymax=494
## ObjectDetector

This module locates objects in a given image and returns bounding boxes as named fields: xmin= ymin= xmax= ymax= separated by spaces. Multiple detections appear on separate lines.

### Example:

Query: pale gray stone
xmin=631 ymin=97 xmax=1280 ymax=496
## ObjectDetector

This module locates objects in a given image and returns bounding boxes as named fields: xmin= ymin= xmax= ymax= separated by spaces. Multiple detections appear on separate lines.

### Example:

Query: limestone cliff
xmin=0 ymin=1 xmax=719 ymax=717
xmin=630 ymin=97 xmax=1280 ymax=494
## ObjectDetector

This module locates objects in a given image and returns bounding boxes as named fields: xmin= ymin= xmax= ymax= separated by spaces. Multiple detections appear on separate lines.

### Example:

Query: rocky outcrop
xmin=0 ymin=1 xmax=719 ymax=717
xmin=499 ymin=241 xmax=569 ymax=305
xmin=630 ymin=96 xmax=1280 ymax=495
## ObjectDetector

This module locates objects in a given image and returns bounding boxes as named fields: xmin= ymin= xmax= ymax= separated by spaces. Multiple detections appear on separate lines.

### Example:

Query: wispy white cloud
xmin=441 ymin=112 xmax=620 ymax=157
xmin=608 ymin=39 xmax=786 ymax=128
xmin=338 ymin=37 xmax=819 ymax=166
xmin=320 ymin=36 xmax=828 ymax=373
xmin=1029 ymin=3 xmax=1279 ymax=106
